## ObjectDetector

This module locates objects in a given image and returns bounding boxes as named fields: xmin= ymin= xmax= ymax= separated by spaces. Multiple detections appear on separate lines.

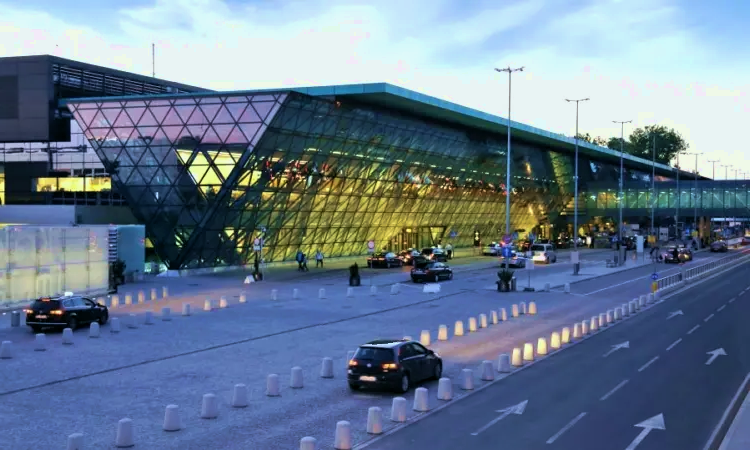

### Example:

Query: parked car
xmin=421 ymin=247 xmax=448 ymax=262
xmin=662 ymin=245 xmax=693 ymax=263
xmin=367 ymin=252 xmax=403 ymax=268
xmin=347 ymin=339 xmax=443 ymax=393
xmin=398 ymin=249 xmax=422 ymax=265
xmin=501 ymin=247 xmax=527 ymax=268
xmin=710 ymin=240 xmax=728 ymax=252
xmin=483 ymin=242 xmax=502 ymax=256
xmin=411 ymin=261 xmax=453 ymax=282
xmin=530 ymin=243 xmax=557 ymax=264
xmin=24 ymin=295 xmax=109 ymax=333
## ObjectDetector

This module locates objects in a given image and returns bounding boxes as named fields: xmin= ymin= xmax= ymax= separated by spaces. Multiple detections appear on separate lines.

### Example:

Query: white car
xmin=501 ymin=249 xmax=527 ymax=268
xmin=530 ymin=243 xmax=557 ymax=264
xmin=483 ymin=243 xmax=502 ymax=256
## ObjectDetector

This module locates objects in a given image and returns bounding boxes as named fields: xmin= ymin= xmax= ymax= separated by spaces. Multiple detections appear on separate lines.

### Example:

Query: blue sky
xmin=2 ymin=0 xmax=749 ymax=176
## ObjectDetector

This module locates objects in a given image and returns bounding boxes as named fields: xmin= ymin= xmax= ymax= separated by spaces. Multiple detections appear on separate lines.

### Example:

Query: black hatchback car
xmin=411 ymin=261 xmax=453 ymax=282
xmin=25 ymin=295 xmax=109 ymax=333
xmin=347 ymin=339 xmax=443 ymax=393
xmin=367 ymin=252 xmax=403 ymax=268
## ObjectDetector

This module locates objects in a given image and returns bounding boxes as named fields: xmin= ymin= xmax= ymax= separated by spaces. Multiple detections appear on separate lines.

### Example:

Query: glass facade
xmin=586 ymin=181 xmax=750 ymax=211
xmin=66 ymin=90 xmax=655 ymax=269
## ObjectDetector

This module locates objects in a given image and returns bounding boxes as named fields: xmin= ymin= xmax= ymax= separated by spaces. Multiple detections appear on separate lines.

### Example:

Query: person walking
xmin=315 ymin=249 xmax=324 ymax=268
xmin=445 ymin=243 xmax=453 ymax=259
xmin=295 ymin=249 xmax=304 ymax=271
xmin=301 ymin=252 xmax=309 ymax=271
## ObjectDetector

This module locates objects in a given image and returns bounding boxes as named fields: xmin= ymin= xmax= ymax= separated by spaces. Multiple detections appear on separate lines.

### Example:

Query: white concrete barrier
xmin=614 ymin=308 xmax=622 ymax=321
xmin=573 ymin=323 xmax=581 ymax=339
xmin=413 ymin=387 xmax=430 ymax=412
xmin=654 ymin=291 xmax=661 ymax=301
xmin=550 ymin=332 xmax=561 ymax=350
xmin=162 ymin=307 xmax=173 ymax=321
xmin=126 ymin=314 xmax=138 ymax=329
xmin=162 ymin=286 xmax=169 ymax=299
xmin=420 ymin=330 xmax=431 ymax=346
xmin=647 ymin=293 xmax=654 ymax=304
xmin=137 ymin=291 xmax=145 ymax=304
xmin=511 ymin=304 xmax=520 ymax=318
xmin=564 ymin=283 xmax=570 ymax=293
xmin=290 ymin=366 xmax=304 ymax=388
xmin=598 ymin=313 xmax=606 ymax=328
xmin=62 ymin=328 xmax=74 ymax=345
xmin=144 ymin=311 xmax=154 ymax=325
xmin=497 ymin=353 xmax=511 ymax=373
xmin=321 ymin=357 xmax=334 ymax=378
xmin=544 ymin=282 xmax=551 ymax=292
xmin=201 ymin=393 xmax=219 ymax=419
xmin=500 ymin=308 xmax=508 ymax=322
xmin=124 ymin=294 xmax=133 ymax=306
xmin=437 ymin=325 xmax=448 ymax=341
xmin=300 ymin=437 xmax=317 ymax=450
xmin=35 ymin=333 xmax=46 ymax=351
xmin=163 ymin=405 xmax=181 ymax=431
xmin=523 ymin=343 xmax=534 ymax=361
xmin=0 ymin=341 xmax=12 ymax=359
xmin=346 ymin=287 xmax=354 ymax=298
xmin=231 ymin=384 xmax=249 ymax=408
xmin=244 ymin=275 xmax=255 ymax=285
xmin=520 ymin=302 xmax=527 ymax=315
xmin=89 ymin=322 xmax=100 ymax=338
xmin=150 ymin=288 xmax=158 ymax=302
xmin=622 ymin=303 xmax=629 ymax=316
xmin=454 ymin=320 xmax=464 ymax=337
xmin=437 ymin=377 xmax=453 ymax=400
xmin=528 ymin=302 xmax=538 ymax=315
xmin=239 ymin=292 xmax=247 ymax=303
xmin=67 ymin=432 xmax=84 ymax=450
xmin=562 ymin=327 xmax=571 ymax=344
xmin=606 ymin=310 xmax=613 ymax=324
xmin=391 ymin=397 xmax=407 ymax=422
xmin=390 ymin=284 xmax=400 ymax=295
xmin=370 ymin=285 xmax=377 ymax=296
xmin=293 ymin=288 xmax=300 ymax=299
xmin=334 ymin=420 xmax=353 ymax=450
xmin=581 ymin=320 xmax=589 ymax=335
xmin=634 ymin=297 xmax=641 ymax=311
xmin=639 ymin=295 xmax=646 ymax=308
xmin=110 ymin=317 xmax=121 ymax=333
xmin=481 ymin=360 xmax=495 ymax=381
xmin=423 ymin=283 xmax=441 ymax=294
xmin=180 ymin=304 xmax=190 ymax=317
xmin=111 ymin=295 xmax=119 ymax=309
xmin=511 ymin=347 xmax=523 ymax=367
xmin=479 ymin=313 xmax=488 ymax=328
xmin=589 ymin=316 xmax=598 ymax=332
xmin=491 ymin=310 xmax=499 ymax=325
xmin=537 ymin=337 xmax=548 ymax=355
xmin=271 ymin=289 xmax=278 ymax=301
xmin=115 ymin=418 xmax=134 ymax=448
xmin=219 ymin=296 xmax=228 ymax=308
xmin=367 ymin=406 xmax=384 ymax=434
xmin=629 ymin=301 xmax=637 ymax=315
xmin=203 ymin=300 xmax=212 ymax=312
xmin=461 ymin=368 xmax=474 ymax=390
xmin=266 ymin=374 xmax=281 ymax=396
xmin=468 ymin=317 xmax=478 ymax=332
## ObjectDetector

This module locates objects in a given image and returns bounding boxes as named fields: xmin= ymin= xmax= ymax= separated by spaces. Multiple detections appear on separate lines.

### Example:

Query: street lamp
xmin=650 ymin=132 xmax=657 ymax=238
xmin=721 ymin=164 xmax=732 ymax=232
xmin=685 ymin=152 xmax=702 ymax=239
xmin=612 ymin=120 xmax=632 ymax=250
xmin=565 ymin=98 xmax=590 ymax=263
xmin=495 ymin=66 xmax=524 ymax=237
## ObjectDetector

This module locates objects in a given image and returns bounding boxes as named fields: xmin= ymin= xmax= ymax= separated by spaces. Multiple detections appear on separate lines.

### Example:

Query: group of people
xmin=295 ymin=249 xmax=324 ymax=271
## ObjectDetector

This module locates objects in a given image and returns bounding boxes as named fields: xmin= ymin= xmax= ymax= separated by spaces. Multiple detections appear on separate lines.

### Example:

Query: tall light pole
xmin=685 ymin=152 xmax=702 ymax=238
xmin=707 ymin=160 xmax=720 ymax=180
xmin=565 ymin=98 xmax=589 ymax=250
xmin=733 ymin=168 xmax=739 ymax=232
xmin=495 ymin=66 xmax=524 ymax=237
xmin=650 ymin=133 xmax=657 ymax=238
xmin=612 ymin=120 xmax=631 ymax=247
xmin=721 ymin=164 xmax=732 ymax=232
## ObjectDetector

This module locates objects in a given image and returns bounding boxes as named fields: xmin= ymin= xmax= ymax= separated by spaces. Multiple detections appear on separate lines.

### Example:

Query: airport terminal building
xmin=1 ymin=55 xmax=706 ymax=270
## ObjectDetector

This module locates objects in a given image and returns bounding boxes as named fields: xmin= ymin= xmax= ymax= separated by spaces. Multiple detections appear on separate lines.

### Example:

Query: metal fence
xmin=656 ymin=250 xmax=749 ymax=292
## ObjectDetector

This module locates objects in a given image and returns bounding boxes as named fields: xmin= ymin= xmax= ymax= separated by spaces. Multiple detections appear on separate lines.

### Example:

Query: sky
xmin=1 ymin=0 xmax=749 ymax=178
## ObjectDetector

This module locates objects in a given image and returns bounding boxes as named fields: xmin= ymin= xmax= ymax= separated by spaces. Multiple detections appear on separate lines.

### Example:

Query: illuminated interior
xmin=0 ymin=169 xmax=4 ymax=205
xmin=34 ymin=176 xmax=112 ymax=192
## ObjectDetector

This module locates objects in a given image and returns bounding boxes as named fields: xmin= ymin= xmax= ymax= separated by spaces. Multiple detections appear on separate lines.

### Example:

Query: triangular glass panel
xmin=213 ymin=124 xmax=235 ymax=143
xmin=202 ymin=126 xmax=221 ymax=144
xmin=150 ymin=99 xmax=172 ymax=107
xmin=112 ymin=110 xmax=136 ymax=128
xmin=162 ymin=125 xmax=184 ymax=145
xmin=187 ymin=107 xmax=209 ymax=125
xmin=238 ymin=123 xmax=261 ymax=143
xmin=185 ymin=124 xmax=206 ymax=140
xmin=174 ymin=97 xmax=196 ymax=106
xmin=137 ymin=109 xmax=159 ymax=127
xmin=199 ymin=103 xmax=221 ymax=123
xmin=139 ymin=165 xmax=158 ymax=183
xmin=103 ymin=128 xmax=123 ymax=146
xmin=198 ymin=96 xmax=222 ymax=105
xmin=89 ymin=110 xmax=110 ymax=128
xmin=73 ymin=109 xmax=97 ymax=128
xmin=174 ymin=105 xmax=195 ymax=123
xmin=135 ymin=126 xmax=159 ymax=144
xmin=115 ymin=148 xmax=137 ymax=166
xmin=113 ymin=127 xmax=135 ymax=145
xmin=101 ymin=108 xmax=122 ymax=126
xmin=125 ymin=107 xmax=147 ymax=126
xmin=153 ymin=166 xmax=174 ymax=186
xmin=150 ymin=126 xmax=171 ymax=148
xmin=250 ymin=94 xmax=275 ymax=102
xmin=238 ymin=105 xmax=261 ymax=123
xmin=223 ymin=125 xmax=247 ymax=144
xmin=215 ymin=162 xmax=233 ymax=181
xmin=125 ymin=100 xmax=146 ymax=107
xmin=225 ymin=102 xmax=247 ymax=121
xmin=162 ymin=107 xmax=183 ymax=126
xmin=138 ymin=147 xmax=160 ymax=166
xmin=149 ymin=106 xmax=171 ymax=125
xmin=213 ymin=105 xmax=234 ymax=124
xmin=251 ymin=102 xmax=274 ymax=122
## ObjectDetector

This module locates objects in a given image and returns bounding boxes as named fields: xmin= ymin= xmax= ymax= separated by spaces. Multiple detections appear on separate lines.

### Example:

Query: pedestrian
xmin=301 ymin=252 xmax=309 ymax=271
xmin=315 ymin=249 xmax=324 ymax=267
xmin=445 ymin=243 xmax=453 ymax=259
xmin=295 ymin=249 xmax=304 ymax=271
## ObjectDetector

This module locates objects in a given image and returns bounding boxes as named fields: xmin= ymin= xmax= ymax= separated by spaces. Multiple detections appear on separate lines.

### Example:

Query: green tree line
xmin=575 ymin=125 xmax=689 ymax=165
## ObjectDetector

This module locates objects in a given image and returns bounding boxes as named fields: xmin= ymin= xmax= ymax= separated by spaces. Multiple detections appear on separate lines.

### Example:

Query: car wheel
xmin=397 ymin=373 xmax=410 ymax=393
xmin=348 ymin=383 xmax=361 ymax=391
xmin=432 ymin=362 xmax=443 ymax=380
xmin=67 ymin=317 xmax=78 ymax=331
xmin=433 ymin=274 xmax=439 ymax=283
xmin=99 ymin=310 xmax=109 ymax=325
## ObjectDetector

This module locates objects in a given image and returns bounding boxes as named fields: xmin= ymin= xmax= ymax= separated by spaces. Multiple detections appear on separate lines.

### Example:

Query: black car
xmin=411 ymin=261 xmax=453 ymax=282
xmin=397 ymin=249 xmax=422 ymax=265
xmin=347 ymin=339 xmax=443 ymax=393
xmin=662 ymin=246 xmax=693 ymax=263
xmin=367 ymin=252 xmax=403 ymax=268
xmin=710 ymin=240 xmax=728 ymax=252
xmin=421 ymin=247 xmax=448 ymax=262
xmin=25 ymin=295 xmax=109 ymax=332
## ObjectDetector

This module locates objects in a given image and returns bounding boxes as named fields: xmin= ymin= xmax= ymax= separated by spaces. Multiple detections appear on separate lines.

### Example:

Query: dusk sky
xmin=2 ymin=0 xmax=748 ymax=178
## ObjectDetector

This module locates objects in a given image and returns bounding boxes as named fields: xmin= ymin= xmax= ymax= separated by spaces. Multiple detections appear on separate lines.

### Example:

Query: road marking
xmin=666 ymin=338 xmax=682 ymax=351
xmin=687 ymin=324 xmax=701 ymax=335
xmin=600 ymin=379 xmax=629 ymax=401
xmin=638 ymin=356 xmax=660 ymax=372
xmin=704 ymin=314 xmax=715 ymax=322
xmin=470 ymin=400 xmax=528 ymax=436
xmin=585 ymin=269 xmax=678 ymax=295
xmin=717 ymin=305 xmax=726 ymax=312
xmin=546 ymin=412 xmax=588 ymax=444
xmin=729 ymin=297 xmax=736 ymax=303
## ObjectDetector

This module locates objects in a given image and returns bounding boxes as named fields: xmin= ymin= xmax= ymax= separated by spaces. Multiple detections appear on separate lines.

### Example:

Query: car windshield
xmin=354 ymin=347 xmax=394 ymax=362
xmin=531 ymin=245 xmax=546 ymax=252
xmin=415 ymin=262 xmax=435 ymax=269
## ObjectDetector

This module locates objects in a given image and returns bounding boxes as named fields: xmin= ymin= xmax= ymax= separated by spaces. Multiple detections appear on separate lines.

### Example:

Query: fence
xmin=655 ymin=251 xmax=749 ymax=292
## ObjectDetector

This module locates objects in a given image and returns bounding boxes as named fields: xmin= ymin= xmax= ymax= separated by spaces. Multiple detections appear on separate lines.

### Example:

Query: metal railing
xmin=656 ymin=250 xmax=749 ymax=292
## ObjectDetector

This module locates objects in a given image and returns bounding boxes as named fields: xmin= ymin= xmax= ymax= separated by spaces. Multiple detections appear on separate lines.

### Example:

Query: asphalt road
xmin=362 ymin=256 xmax=750 ymax=450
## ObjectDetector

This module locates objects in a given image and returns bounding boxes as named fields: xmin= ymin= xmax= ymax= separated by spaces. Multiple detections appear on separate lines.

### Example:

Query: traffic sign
xmin=253 ymin=237 xmax=262 ymax=251
xmin=367 ymin=240 xmax=375 ymax=253
xmin=501 ymin=246 xmax=512 ymax=258
xmin=450 ymin=230 xmax=458 ymax=238
xmin=651 ymin=273 xmax=659 ymax=280
xmin=502 ymin=234 xmax=513 ymax=245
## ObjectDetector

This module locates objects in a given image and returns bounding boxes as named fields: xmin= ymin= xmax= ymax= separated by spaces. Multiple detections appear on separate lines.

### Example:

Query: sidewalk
xmin=718 ymin=380 xmax=750 ymax=450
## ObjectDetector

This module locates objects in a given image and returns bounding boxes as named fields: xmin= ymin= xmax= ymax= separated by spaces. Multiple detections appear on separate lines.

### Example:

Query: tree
xmin=626 ymin=125 xmax=689 ymax=165
xmin=575 ymin=133 xmax=608 ymax=147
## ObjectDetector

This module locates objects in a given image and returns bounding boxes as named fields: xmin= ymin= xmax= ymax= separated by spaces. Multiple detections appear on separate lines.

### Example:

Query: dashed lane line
xmin=638 ymin=356 xmax=660 ymax=372
xmin=666 ymin=338 xmax=683 ymax=352
xmin=717 ymin=304 xmax=726 ymax=312
xmin=546 ymin=412 xmax=588 ymax=444
xmin=704 ymin=313 xmax=715 ymax=322
xmin=600 ymin=379 xmax=630 ymax=401
xmin=687 ymin=324 xmax=701 ymax=335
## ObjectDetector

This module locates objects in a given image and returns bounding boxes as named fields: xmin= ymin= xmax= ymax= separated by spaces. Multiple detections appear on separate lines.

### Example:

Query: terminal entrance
xmin=388 ymin=226 xmax=447 ymax=252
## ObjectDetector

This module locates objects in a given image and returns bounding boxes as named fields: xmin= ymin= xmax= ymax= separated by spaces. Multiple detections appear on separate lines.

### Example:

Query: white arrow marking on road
xmin=666 ymin=310 xmax=683 ymax=320
xmin=705 ymin=348 xmax=727 ymax=365
xmin=470 ymin=400 xmax=528 ymax=436
xmin=603 ymin=341 xmax=630 ymax=358
xmin=624 ymin=413 xmax=666 ymax=450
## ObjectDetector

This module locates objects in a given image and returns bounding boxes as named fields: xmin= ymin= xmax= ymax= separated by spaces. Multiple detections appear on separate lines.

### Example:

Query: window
xmin=82 ymin=298 xmax=96 ymax=307
xmin=410 ymin=343 xmax=428 ymax=355
xmin=354 ymin=347 xmax=393 ymax=361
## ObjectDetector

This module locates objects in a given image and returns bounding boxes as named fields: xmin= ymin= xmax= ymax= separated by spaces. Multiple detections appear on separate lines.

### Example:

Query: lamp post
xmin=612 ymin=120 xmax=631 ymax=250
xmin=685 ymin=152 xmax=702 ymax=239
xmin=721 ymin=164 xmax=732 ymax=233
xmin=495 ymin=66 xmax=524 ymax=238
xmin=565 ymin=98 xmax=589 ymax=273
xmin=733 ymin=168 xmax=739 ymax=233
xmin=650 ymin=133 xmax=657 ymax=238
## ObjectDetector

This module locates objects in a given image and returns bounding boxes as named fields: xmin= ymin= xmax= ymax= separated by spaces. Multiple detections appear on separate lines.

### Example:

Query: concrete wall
xmin=0 ymin=205 xmax=140 ymax=226
xmin=0 ymin=56 xmax=54 ymax=142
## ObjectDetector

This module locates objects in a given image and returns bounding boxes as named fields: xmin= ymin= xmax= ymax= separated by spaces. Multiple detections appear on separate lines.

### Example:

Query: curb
xmin=703 ymin=372 xmax=750 ymax=450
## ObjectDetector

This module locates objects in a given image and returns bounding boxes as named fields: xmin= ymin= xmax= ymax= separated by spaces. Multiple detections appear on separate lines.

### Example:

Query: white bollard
xmin=461 ymin=368 xmax=474 ymax=390
xmin=491 ymin=310 xmax=499 ymax=325
xmin=181 ymin=304 xmax=190 ymax=317
xmin=454 ymin=320 xmax=464 ymax=337
xmin=564 ymin=283 xmax=571 ymax=293
xmin=334 ymin=420 xmax=353 ymax=450
xmin=639 ymin=295 xmax=646 ymax=308
xmin=370 ymin=285 xmax=377 ymax=296
xmin=390 ymin=284 xmax=400 ymax=295
xmin=290 ymin=366 xmax=304 ymax=388
xmin=137 ymin=291 xmax=145 ymax=304
xmin=590 ymin=316 xmax=599 ymax=332
xmin=511 ymin=304 xmax=520 ymax=318
xmin=293 ymin=288 xmax=300 ymax=299
xmin=62 ymin=328 xmax=74 ymax=345
xmin=647 ymin=293 xmax=654 ymax=304
xmin=231 ymin=384 xmax=249 ymax=408
xmin=239 ymin=292 xmax=247 ymax=303
xmin=162 ymin=307 xmax=172 ymax=321
xmin=511 ymin=347 xmax=523 ymax=367
xmin=300 ymin=437 xmax=317 ymax=450
xmin=413 ymin=387 xmax=429 ymax=412
xmin=0 ymin=341 xmax=12 ymax=359
xmin=528 ymin=302 xmax=538 ymax=315
xmin=124 ymin=294 xmax=133 ymax=306
xmin=318 ymin=288 xmax=326 ymax=299
xmin=391 ymin=397 xmax=407 ymax=422
xmin=598 ymin=313 xmax=606 ymax=328
xmin=573 ymin=323 xmax=581 ymax=339
xmin=550 ymin=332 xmax=561 ymax=350
xmin=201 ymin=393 xmax=218 ymax=419
xmin=67 ymin=432 xmax=84 ymax=450
xmin=520 ymin=302 xmax=527 ymax=315
xmin=89 ymin=322 xmax=100 ymax=338
xmin=537 ymin=337 xmax=548 ymax=355
xmin=321 ymin=357 xmax=334 ymax=378
xmin=500 ymin=308 xmax=508 ymax=321
xmin=561 ymin=327 xmax=571 ymax=344
xmin=630 ymin=300 xmax=638 ymax=314
xmin=634 ymin=297 xmax=641 ymax=310
xmin=266 ymin=374 xmax=280 ymax=396
xmin=523 ymin=342 xmax=534 ymax=361
xmin=437 ymin=325 xmax=448 ymax=341
xmin=437 ymin=377 xmax=453 ymax=400
xmin=479 ymin=313 xmax=488 ymax=328
xmin=144 ymin=311 xmax=154 ymax=325
xmin=219 ymin=296 xmax=228 ymax=308
xmin=163 ymin=404 xmax=181 ymax=431
xmin=497 ymin=353 xmax=511 ymax=373
xmin=544 ymin=282 xmax=551 ymax=292
xmin=622 ymin=303 xmax=629 ymax=316
xmin=110 ymin=317 xmax=121 ymax=333
xmin=614 ymin=308 xmax=622 ymax=321
xmin=162 ymin=286 xmax=169 ymax=299
xmin=126 ymin=314 xmax=138 ymax=329
xmin=115 ymin=418 xmax=134 ymax=448
xmin=346 ymin=287 xmax=354 ymax=298
xmin=35 ymin=333 xmax=46 ymax=351
xmin=606 ymin=310 xmax=613 ymax=324
xmin=480 ymin=360 xmax=495 ymax=381
xmin=366 ymin=406 xmax=383 ymax=434
xmin=468 ymin=317 xmax=478 ymax=332
xmin=111 ymin=295 xmax=119 ymax=309
xmin=204 ymin=300 xmax=212 ymax=312
xmin=271 ymin=289 xmax=278 ymax=301
xmin=581 ymin=320 xmax=589 ymax=335
xmin=151 ymin=288 xmax=158 ymax=302
xmin=420 ymin=330 xmax=431 ymax=346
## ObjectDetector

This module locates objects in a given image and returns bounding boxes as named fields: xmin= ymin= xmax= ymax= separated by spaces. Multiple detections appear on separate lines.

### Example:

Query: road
xmin=361 ymin=257 xmax=750 ymax=450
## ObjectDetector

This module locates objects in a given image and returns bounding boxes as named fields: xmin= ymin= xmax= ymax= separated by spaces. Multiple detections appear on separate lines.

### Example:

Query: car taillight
xmin=382 ymin=362 xmax=398 ymax=370
xmin=348 ymin=359 xmax=358 ymax=367
xmin=23 ymin=308 xmax=32 ymax=313
xmin=50 ymin=310 xmax=64 ymax=315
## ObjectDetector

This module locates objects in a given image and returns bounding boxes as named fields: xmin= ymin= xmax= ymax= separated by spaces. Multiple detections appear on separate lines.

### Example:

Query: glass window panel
xmin=251 ymin=102 xmax=274 ymax=122
xmin=213 ymin=105 xmax=234 ymax=124
xmin=174 ymin=105 xmax=195 ymax=123
xmin=149 ymin=106 xmax=171 ymax=125
xmin=187 ymin=108 xmax=209 ymax=125
xmin=136 ymin=108 xmax=158 ymax=126
xmin=101 ymin=108 xmax=122 ymax=126
xmin=226 ymin=102 xmax=247 ymax=121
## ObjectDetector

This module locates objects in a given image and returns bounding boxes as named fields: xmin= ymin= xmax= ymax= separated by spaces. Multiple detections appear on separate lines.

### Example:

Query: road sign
xmin=367 ymin=240 xmax=375 ymax=253
xmin=253 ymin=237 xmax=262 ymax=251
xmin=651 ymin=273 xmax=659 ymax=280
xmin=501 ymin=246 xmax=512 ymax=258
xmin=502 ymin=234 xmax=513 ymax=244
xmin=449 ymin=230 xmax=458 ymax=238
